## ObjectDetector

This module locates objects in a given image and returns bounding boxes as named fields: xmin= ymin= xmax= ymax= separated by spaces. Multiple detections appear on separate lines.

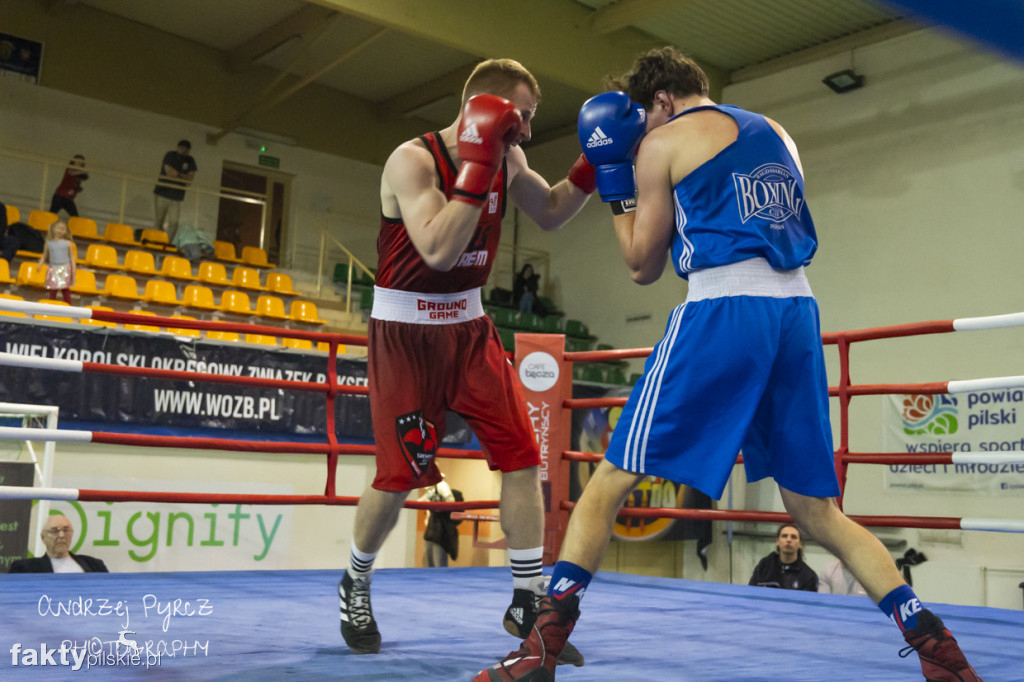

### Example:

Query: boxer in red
xmin=338 ymin=59 xmax=595 ymax=665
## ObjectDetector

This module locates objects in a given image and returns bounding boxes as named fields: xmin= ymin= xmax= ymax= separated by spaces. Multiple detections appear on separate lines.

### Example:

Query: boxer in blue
xmin=475 ymin=47 xmax=980 ymax=682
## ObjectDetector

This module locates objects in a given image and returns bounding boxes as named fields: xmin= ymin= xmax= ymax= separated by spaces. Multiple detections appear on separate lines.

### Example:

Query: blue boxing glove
xmin=578 ymin=91 xmax=647 ymax=203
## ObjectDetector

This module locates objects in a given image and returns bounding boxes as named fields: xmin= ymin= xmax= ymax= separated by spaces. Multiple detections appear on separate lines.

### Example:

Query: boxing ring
xmin=1 ymin=299 xmax=1022 ymax=680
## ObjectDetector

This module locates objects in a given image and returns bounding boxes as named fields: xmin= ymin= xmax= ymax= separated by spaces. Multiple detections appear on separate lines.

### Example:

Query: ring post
xmin=514 ymin=333 xmax=572 ymax=564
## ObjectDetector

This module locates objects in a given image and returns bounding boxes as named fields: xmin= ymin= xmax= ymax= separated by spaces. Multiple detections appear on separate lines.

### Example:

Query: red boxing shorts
xmin=368 ymin=287 xmax=540 ymax=491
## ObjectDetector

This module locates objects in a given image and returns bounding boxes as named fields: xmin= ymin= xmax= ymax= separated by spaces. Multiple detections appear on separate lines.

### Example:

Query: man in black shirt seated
xmin=749 ymin=523 xmax=817 ymax=591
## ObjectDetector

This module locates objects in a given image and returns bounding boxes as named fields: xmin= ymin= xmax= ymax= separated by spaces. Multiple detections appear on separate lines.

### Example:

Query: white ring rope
xmin=960 ymin=518 xmax=1024 ymax=533
xmin=0 ymin=351 xmax=84 ymax=372
xmin=0 ymin=298 xmax=92 ymax=319
xmin=0 ymin=485 xmax=80 ymax=501
xmin=0 ymin=427 xmax=93 ymax=442
xmin=950 ymin=453 xmax=1024 ymax=465
xmin=947 ymin=376 xmax=1024 ymax=393
xmin=952 ymin=312 xmax=1024 ymax=331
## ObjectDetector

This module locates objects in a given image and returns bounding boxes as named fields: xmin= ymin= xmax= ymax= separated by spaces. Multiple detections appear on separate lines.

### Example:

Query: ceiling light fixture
xmin=822 ymin=68 xmax=864 ymax=94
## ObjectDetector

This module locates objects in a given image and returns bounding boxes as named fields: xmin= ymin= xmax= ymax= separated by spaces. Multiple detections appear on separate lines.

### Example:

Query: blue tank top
xmin=670 ymin=104 xmax=816 ymax=278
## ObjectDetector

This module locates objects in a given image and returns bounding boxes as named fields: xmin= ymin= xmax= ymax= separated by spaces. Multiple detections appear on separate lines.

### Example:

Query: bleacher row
xmin=3 ymin=207 xmax=332 ymax=343
xmin=0 ymin=293 xmax=329 ymax=350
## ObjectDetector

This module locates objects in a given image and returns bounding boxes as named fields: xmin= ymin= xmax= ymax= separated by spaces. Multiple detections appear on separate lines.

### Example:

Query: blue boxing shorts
xmin=604 ymin=258 xmax=841 ymax=500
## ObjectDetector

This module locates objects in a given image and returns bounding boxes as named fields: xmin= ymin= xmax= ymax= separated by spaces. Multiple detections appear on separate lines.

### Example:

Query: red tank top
xmin=375 ymin=132 xmax=506 ymax=293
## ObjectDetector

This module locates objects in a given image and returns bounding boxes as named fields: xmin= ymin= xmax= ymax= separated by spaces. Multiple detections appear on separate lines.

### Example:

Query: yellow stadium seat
xmin=245 ymin=333 xmax=277 ymax=346
xmin=0 ymin=293 xmax=27 ymax=318
xmin=0 ymin=258 xmax=14 ymax=284
xmin=181 ymin=284 xmax=219 ymax=312
xmin=290 ymin=299 xmax=326 ymax=325
xmin=124 ymin=250 xmax=157 ymax=276
xmin=241 ymin=246 xmax=273 ymax=268
xmin=81 ymin=305 xmax=117 ymax=328
xmin=197 ymin=261 xmax=230 ymax=286
xmin=70 ymin=269 xmax=105 ymax=296
xmin=28 ymin=210 xmax=59 ymax=233
xmin=281 ymin=337 xmax=313 ymax=350
xmin=158 ymin=255 xmax=195 ymax=282
xmin=139 ymin=229 xmax=170 ymax=248
xmin=265 ymin=272 xmax=299 ymax=296
xmin=34 ymin=298 xmax=73 ymax=322
xmin=104 ymin=274 xmax=143 ymax=301
xmin=206 ymin=330 xmax=240 ymax=342
xmin=218 ymin=289 xmax=254 ymax=316
xmin=5 ymin=205 xmax=20 ymax=225
xmin=16 ymin=262 xmax=47 ymax=288
xmin=84 ymin=243 xmax=122 ymax=271
xmin=230 ymin=266 xmax=264 ymax=291
xmin=68 ymin=217 xmax=101 ymax=241
xmin=255 ymin=295 xmax=288 ymax=320
xmin=166 ymin=314 xmax=201 ymax=338
xmin=124 ymin=309 xmax=160 ymax=332
xmin=213 ymin=240 xmax=244 ymax=263
xmin=104 ymin=222 xmax=139 ymax=245
xmin=143 ymin=279 xmax=183 ymax=307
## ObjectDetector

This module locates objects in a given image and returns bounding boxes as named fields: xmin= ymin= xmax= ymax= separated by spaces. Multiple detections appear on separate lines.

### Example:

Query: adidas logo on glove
xmin=586 ymin=127 xmax=614 ymax=148
xmin=459 ymin=123 xmax=483 ymax=145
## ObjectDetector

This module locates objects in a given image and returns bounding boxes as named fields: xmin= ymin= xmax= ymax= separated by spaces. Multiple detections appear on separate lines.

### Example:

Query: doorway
xmin=216 ymin=162 xmax=291 ymax=265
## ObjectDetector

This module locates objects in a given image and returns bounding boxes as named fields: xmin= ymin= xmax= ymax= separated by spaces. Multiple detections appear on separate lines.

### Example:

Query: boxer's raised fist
xmin=454 ymin=95 xmax=522 ymax=206
xmin=578 ymin=91 xmax=646 ymax=202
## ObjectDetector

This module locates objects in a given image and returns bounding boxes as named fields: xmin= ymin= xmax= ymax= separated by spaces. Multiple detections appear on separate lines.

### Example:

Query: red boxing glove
xmin=567 ymin=154 xmax=596 ymax=194
xmin=453 ymin=94 xmax=522 ymax=206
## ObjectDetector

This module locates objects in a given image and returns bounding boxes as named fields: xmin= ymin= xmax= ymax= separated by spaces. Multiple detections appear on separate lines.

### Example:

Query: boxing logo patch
xmin=732 ymin=163 xmax=804 ymax=226
xmin=395 ymin=410 xmax=438 ymax=477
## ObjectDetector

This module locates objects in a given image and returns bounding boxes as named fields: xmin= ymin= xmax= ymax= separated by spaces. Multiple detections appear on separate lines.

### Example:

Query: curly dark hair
xmin=605 ymin=46 xmax=709 ymax=109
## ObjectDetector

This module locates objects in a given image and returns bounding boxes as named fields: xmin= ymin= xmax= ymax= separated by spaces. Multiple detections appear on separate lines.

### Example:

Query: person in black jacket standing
xmin=749 ymin=523 xmax=817 ymax=591
xmin=8 ymin=514 xmax=108 ymax=574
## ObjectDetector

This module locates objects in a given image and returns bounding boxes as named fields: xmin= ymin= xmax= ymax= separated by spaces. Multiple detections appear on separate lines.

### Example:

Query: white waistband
xmin=371 ymin=286 xmax=485 ymax=324
xmin=687 ymin=258 xmax=813 ymax=301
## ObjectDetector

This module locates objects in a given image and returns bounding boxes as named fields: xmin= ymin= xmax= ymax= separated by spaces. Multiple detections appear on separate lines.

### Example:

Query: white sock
xmin=348 ymin=542 xmax=377 ymax=578
xmin=509 ymin=547 xmax=544 ymax=590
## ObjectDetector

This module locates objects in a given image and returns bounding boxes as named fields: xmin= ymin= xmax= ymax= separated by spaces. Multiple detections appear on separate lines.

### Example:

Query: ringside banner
xmin=882 ymin=392 xmax=1024 ymax=494
xmin=0 ymin=321 xmax=369 ymax=437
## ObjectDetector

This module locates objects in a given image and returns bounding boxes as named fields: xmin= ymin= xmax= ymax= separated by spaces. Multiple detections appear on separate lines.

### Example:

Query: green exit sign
xmin=259 ymin=154 xmax=280 ymax=169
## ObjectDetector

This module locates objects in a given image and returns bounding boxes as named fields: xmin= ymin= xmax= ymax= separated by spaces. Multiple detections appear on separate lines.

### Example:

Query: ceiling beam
xmin=730 ymin=19 xmax=922 ymax=83
xmin=209 ymin=27 xmax=389 ymax=144
xmin=226 ymin=4 xmax=337 ymax=72
xmin=308 ymin=0 xmax=662 ymax=92
xmin=583 ymin=0 xmax=693 ymax=35
xmin=375 ymin=61 xmax=480 ymax=120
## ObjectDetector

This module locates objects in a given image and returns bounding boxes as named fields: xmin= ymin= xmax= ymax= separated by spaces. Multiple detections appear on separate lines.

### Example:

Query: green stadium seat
xmin=360 ymin=287 xmax=374 ymax=310
xmin=565 ymin=319 xmax=590 ymax=338
xmin=541 ymin=315 xmax=566 ymax=333
xmin=516 ymin=312 xmax=543 ymax=331
xmin=497 ymin=327 xmax=516 ymax=352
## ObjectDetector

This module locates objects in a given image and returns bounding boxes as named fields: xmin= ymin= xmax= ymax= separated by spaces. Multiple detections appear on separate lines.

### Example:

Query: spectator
xmin=421 ymin=477 xmax=463 ymax=567
xmin=513 ymin=263 xmax=546 ymax=315
xmin=153 ymin=139 xmax=197 ymax=241
xmin=49 ymin=155 xmax=88 ymax=217
xmin=818 ymin=557 xmax=868 ymax=597
xmin=38 ymin=218 xmax=75 ymax=304
xmin=8 ymin=514 xmax=108 ymax=573
xmin=749 ymin=523 xmax=818 ymax=591
xmin=171 ymin=222 xmax=215 ymax=265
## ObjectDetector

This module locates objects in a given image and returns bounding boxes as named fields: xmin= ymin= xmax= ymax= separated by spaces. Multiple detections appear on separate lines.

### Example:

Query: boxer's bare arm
xmin=505 ymin=146 xmax=590 ymax=231
xmin=381 ymin=140 xmax=483 ymax=271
